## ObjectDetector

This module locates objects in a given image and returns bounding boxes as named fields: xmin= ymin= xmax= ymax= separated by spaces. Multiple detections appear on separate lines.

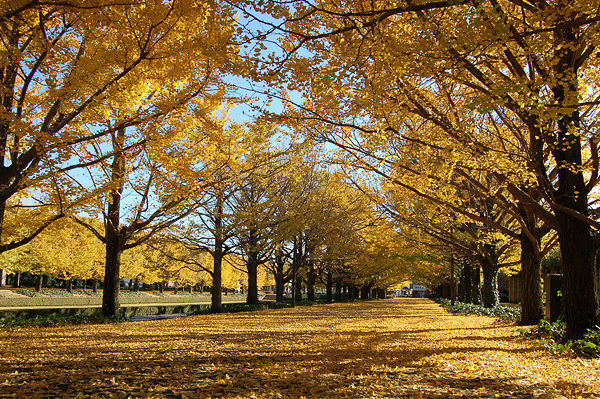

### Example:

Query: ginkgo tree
xmin=241 ymin=0 xmax=600 ymax=339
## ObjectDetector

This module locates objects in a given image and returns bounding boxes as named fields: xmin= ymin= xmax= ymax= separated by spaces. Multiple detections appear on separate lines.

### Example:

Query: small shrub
xmin=0 ymin=313 xmax=124 ymax=329
xmin=120 ymin=291 xmax=150 ymax=297
xmin=435 ymin=298 xmax=520 ymax=322
xmin=42 ymin=289 xmax=77 ymax=297
xmin=82 ymin=291 xmax=102 ymax=297
xmin=171 ymin=292 xmax=205 ymax=296
xmin=15 ymin=288 xmax=45 ymax=297
xmin=519 ymin=320 xmax=600 ymax=358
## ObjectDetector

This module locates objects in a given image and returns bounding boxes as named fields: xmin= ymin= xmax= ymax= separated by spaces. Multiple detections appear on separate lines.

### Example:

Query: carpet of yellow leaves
xmin=0 ymin=299 xmax=598 ymax=398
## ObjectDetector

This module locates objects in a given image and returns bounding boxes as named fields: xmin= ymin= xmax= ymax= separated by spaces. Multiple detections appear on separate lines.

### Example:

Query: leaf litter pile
xmin=0 ymin=299 xmax=598 ymax=398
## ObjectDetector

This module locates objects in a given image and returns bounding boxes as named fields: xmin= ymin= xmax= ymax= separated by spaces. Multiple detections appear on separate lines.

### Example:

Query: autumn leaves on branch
xmin=235 ymin=0 xmax=600 ymax=339
xmin=1 ymin=1 xmax=599 ymax=339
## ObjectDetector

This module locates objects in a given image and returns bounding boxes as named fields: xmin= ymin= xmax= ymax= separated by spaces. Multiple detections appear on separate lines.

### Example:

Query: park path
xmin=0 ymin=299 xmax=598 ymax=398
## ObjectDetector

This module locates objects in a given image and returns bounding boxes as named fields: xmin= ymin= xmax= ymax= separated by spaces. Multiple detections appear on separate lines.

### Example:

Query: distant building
xmin=410 ymin=282 xmax=429 ymax=298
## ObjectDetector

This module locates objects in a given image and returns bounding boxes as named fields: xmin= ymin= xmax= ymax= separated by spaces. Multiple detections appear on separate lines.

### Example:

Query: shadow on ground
xmin=0 ymin=299 xmax=596 ymax=398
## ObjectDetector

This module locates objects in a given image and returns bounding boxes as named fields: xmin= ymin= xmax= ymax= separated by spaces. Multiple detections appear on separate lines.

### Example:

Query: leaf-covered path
xmin=0 ymin=299 xmax=598 ymax=398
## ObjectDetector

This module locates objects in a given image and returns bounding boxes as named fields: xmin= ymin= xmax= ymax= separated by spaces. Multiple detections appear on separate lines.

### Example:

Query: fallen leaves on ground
xmin=0 ymin=299 xmax=598 ymax=398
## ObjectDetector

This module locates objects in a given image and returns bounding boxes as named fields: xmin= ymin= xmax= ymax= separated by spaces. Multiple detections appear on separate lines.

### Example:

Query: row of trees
xmin=236 ymin=0 xmax=600 ymax=338
xmin=0 ymin=148 xmax=407 ymax=312
xmin=0 ymin=1 xmax=412 ymax=318
xmin=5 ymin=1 xmax=594 ymax=340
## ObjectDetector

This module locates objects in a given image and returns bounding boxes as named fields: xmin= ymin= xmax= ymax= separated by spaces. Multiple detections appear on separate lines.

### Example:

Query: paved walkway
xmin=0 ymin=299 xmax=598 ymax=397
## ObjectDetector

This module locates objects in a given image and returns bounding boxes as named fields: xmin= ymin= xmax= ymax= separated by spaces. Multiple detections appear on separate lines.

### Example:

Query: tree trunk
xmin=295 ymin=275 xmax=303 ymax=302
xmin=212 ymin=255 xmax=223 ymax=313
xmin=518 ymin=207 xmax=543 ymax=325
xmin=556 ymin=216 xmax=597 ymax=337
xmin=334 ymin=278 xmax=342 ymax=301
xmin=463 ymin=263 xmax=472 ymax=304
xmin=67 ymin=278 xmax=73 ymax=293
xmin=550 ymin=19 xmax=598 ymax=338
xmin=246 ymin=225 xmax=260 ymax=305
xmin=246 ymin=255 xmax=259 ymax=305
xmin=458 ymin=261 xmax=466 ymax=303
xmin=93 ymin=278 xmax=98 ymax=293
xmin=348 ymin=284 xmax=355 ymax=300
xmin=481 ymin=259 xmax=499 ymax=308
xmin=13 ymin=271 xmax=20 ymax=288
xmin=82 ymin=279 xmax=86 ymax=292
xmin=306 ymin=262 xmax=316 ymax=302
xmin=103 ymin=231 xmax=124 ymax=317
xmin=326 ymin=272 xmax=333 ymax=303
xmin=159 ymin=281 xmax=164 ymax=294
xmin=472 ymin=265 xmax=481 ymax=304
xmin=101 ymin=130 xmax=127 ymax=319
xmin=35 ymin=275 xmax=43 ymax=292
xmin=0 ymin=269 xmax=6 ymax=287
xmin=360 ymin=285 xmax=369 ymax=299
xmin=275 ymin=274 xmax=285 ymax=303
xmin=450 ymin=254 xmax=456 ymax=305
xmin=211 ymin=190 xmax=225 ymax=313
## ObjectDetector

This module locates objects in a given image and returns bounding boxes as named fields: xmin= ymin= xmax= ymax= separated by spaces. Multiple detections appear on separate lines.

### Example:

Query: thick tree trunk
xmin=103 ymin=232 xmax=124 ymax=317
xmin=463 ymin=263 xmax=472 ymax=304
xmin=326 ymin=272 xmax=333 ymax=303
xmin=348 ymin=284 xmax=355 ymax=300
xmin=212 ymin=254 xmax=223 ymax=313
xmin=550 ymin=20 xmax=599 ymax=338
xmin=246 ymin=255 xmax=259 ymax=305
xmin=93 ymin=278 xmax=98 ymax=293
xmin=35 ymin=275 xmax=43 ymax=292
xmin=360 ymin=285 xmax=370 ymax=300
xmin=13 ymin=271 xmax=20 ymax=288
xmin=295 ymin=275 xmax=302 ymax=302
xmin=0 ymin=269 xmax=6 ymax=287
xmin=66 ymin=278 xmax=73 ymax=293
xmin=556 ymin=216 xmax=597 ymax=337
xmin=275 ymin=275 xmax=285 ymax=303
xmin=481 ymin=260 xmax=499 ymax=308
xmin=518 ymin=206 xmax=543 ymax=325
xmin=334 ymin=279 xmax=342 ymax=301
xmin=246 ymin=226 xmax=260 ymax=305
xmin=211 ymin=193 xmax=225 ymax=313
xmin=102 ymin=129 xmax=127 ymax=318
